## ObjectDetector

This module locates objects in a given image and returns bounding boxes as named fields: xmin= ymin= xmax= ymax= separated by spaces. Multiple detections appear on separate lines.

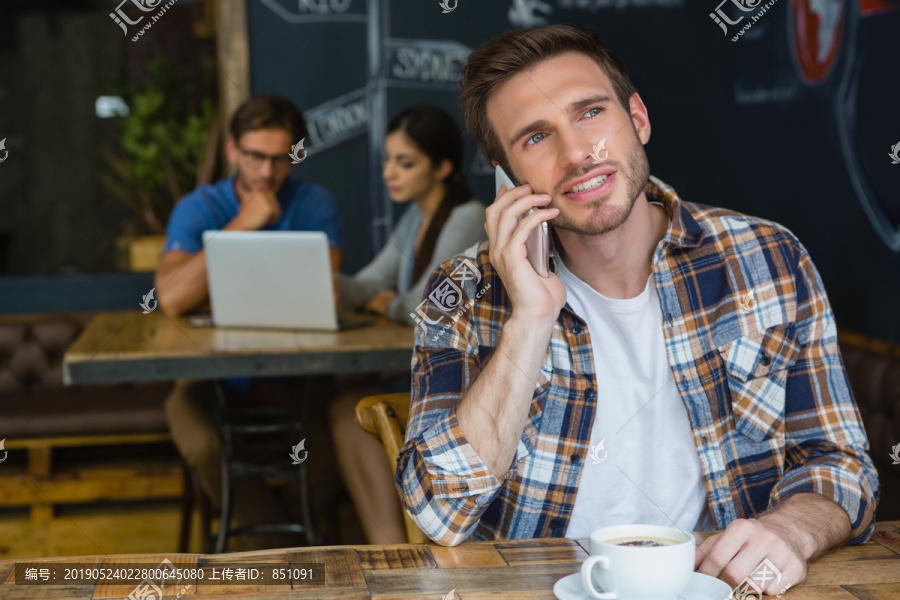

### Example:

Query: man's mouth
xmin=569 ymin=173 xmax=610 ymax=194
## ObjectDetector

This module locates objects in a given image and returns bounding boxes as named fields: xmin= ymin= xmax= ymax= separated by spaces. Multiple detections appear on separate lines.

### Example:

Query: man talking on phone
xmin=396 ymin=25 xmax=878 ymax=594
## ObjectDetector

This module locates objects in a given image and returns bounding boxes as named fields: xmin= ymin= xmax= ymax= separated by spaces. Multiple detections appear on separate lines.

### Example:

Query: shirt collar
xmin=645 ymin=175 xmax=706 ymax=250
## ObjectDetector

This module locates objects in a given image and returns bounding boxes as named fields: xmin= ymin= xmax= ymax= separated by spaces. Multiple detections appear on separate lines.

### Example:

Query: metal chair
xmin=354 ymin=392 xmax=429 ymax=544
xmin=211 ymin=380 xmax=318 ymax=553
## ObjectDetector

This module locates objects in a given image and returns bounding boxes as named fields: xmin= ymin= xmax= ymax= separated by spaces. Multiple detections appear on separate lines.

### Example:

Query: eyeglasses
xmin=236 ymin=146 xmax=295 ymax=169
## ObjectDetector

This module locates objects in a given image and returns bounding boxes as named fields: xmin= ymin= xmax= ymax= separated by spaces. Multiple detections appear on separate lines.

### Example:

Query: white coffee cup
xmin=580 ymin=524 xmax=695 ymax=600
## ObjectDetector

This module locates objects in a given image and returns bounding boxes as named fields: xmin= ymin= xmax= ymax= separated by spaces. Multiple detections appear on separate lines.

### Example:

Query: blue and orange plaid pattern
xmin=396 ymin=175 xmax=879 ymax=547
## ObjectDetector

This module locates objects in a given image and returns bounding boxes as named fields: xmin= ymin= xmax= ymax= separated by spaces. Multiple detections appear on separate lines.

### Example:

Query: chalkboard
xmin=247 ymin=0 xmax=900 ymax=342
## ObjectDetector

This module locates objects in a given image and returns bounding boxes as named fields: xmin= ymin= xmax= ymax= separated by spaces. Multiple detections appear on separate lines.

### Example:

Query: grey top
xmin=337 ymin=199 xmax=486 ymax=323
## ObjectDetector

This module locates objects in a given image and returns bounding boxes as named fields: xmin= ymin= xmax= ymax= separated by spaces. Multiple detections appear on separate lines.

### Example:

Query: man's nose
xmin=558 ymin=123 xmax=596 ymax=167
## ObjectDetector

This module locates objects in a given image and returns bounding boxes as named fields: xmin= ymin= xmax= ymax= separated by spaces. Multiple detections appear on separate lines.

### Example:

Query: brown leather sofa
xmin=0 ymin=313 xmax=180 ymax=558
xmin=838 ymin=331 xmax=900 ymax=521
xmin=0 ymin=314 xmax=173 ymax=438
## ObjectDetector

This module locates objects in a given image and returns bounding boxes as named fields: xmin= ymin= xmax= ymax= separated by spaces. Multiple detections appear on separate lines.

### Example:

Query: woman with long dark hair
xmin=330 ymin=105 xmax=485 ymax=543
xmin=336 ymin=104 xmax=484 ymax=320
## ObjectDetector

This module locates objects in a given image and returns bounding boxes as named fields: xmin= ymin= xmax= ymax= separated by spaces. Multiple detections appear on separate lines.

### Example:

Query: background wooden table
xmin=1 ymin=521 xmax=898 ymax=599
xmin=63 ymin=311 xmax=415 ymax=384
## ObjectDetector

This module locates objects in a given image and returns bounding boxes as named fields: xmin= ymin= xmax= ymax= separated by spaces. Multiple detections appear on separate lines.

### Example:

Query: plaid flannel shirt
xmin=396 ymin=175 xmax=879 ymax=547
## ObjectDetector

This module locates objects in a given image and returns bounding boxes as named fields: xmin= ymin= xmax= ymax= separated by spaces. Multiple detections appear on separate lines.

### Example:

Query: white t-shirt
xmin=558 ymin=235 xmax=715 ymax=537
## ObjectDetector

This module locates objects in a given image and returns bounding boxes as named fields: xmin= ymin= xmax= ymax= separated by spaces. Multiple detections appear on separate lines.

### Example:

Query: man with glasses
xmin=155 ymin=95 xmax=342 ymax=549
xmin=156 ymin=94 xmax=342 ymax=314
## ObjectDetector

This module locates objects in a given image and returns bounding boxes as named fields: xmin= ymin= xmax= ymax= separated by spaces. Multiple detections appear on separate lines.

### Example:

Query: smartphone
xmin=495 ymin=165 xmax=550 ymax=277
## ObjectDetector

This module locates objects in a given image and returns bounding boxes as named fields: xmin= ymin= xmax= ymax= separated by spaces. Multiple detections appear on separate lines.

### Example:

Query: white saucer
xmin=553 ymin=571 xmax=732 ymax=600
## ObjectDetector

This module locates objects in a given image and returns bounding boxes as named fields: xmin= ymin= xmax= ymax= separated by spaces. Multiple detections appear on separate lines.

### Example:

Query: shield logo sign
xmin=788 ymin=0 xmax=846 ymax=83
xmin=798 ymin=0 xmax=900 ymax=251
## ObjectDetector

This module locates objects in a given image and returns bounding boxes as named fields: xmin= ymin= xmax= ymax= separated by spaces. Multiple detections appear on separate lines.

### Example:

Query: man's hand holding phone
xmin=453 ymin=169 xmax=568 ymax=481
xmin=488 ymin=167 xmax=567 ymax=327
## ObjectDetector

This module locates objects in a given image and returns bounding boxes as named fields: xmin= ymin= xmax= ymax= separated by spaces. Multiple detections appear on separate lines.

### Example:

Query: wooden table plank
xmin=286 ymin=548 xmax=365 ymax=589
xmin=816 ymin=543 xmax=897 ymax=562
xmin=63 ymin=312 xmax=415 ymax=384
xmin=430 ymin=543 xmax=507 ymax=569
xmin=2 ymin=521 xmax=900 ymax=599
xmin=0 ymin=559 xmax=16 ymax=584
xmin=806 ymin=559 xmax=900 ymax=587
xmin=194 ymin=553 xmax=291 ymax=596
xmin=92 ymin=555 xmax=197 ymax=599
xmin=1 ymin=557 xmax=102 ymax=599
xmin=355 ymin=545 xmax=437 ymax=571
xmin=0 ymin=585 xmax=96 ymax=599
xmin=496 ymin=538 xmax=588 ymax=566
xmin=364 ymin=563 xmax=578 ymax=599
xmin=779 ymin=586 xmax=862 ymax=600
xmin=870 ymin=523 xmax=900 ymax=555
xmin=843 ymin=583 xmax=900 ymax=600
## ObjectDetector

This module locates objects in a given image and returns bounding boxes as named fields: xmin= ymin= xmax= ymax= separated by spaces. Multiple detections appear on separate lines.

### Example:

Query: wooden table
xmin=63 ymin=311 xmax=415 ymax=384
xmin=2 ymin=521 xmax=899 ymax=599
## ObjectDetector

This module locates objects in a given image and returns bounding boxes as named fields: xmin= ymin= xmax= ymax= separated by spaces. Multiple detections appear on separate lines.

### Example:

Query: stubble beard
xmin=549 ymin=130 xmax=651 ymax=237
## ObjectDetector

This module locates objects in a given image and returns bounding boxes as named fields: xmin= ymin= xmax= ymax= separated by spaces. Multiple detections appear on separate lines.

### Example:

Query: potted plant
xmin=102 ymin=57 xmax=218 ymax=271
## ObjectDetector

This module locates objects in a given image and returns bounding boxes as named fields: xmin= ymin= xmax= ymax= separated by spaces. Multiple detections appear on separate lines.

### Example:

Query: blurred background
xmin=0 ymin=0 xmax=897 ymax=559
xmin=0 ymin=0 xmax=897 ymax=338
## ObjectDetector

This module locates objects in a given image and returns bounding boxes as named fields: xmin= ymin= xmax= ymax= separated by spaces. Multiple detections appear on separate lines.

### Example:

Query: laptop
xmin=202 ymin=230 xmax=373 ymax=331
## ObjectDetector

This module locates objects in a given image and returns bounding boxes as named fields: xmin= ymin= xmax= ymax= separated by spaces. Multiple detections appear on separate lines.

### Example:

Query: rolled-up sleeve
xmin=395 ymin=264 xmax=513 ymax=546
xmin=768 ymin=236 xmax=879 ymax=544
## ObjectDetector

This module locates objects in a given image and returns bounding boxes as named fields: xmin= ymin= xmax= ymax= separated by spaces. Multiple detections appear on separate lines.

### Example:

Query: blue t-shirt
xmin=164 ymin=176 xmax=342 ymax=253
xmin=164 ymin=176 xmax=342 ymax=394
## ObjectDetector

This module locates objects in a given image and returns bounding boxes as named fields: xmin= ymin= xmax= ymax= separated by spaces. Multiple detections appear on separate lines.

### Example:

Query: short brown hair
xmin=458 ymin=25 xmax=638 ymax=174
xmin=229 ymin=95 xmax=309 ymax=143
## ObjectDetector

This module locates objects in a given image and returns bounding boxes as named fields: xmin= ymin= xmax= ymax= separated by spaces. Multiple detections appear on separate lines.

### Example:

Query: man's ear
xmin=628 ymin=93 xmax=651 ymax=145
xmin=225 ymin=135 xmax=238 ymax=165
xmin=491 ymin=160 xmax=499 ymax=167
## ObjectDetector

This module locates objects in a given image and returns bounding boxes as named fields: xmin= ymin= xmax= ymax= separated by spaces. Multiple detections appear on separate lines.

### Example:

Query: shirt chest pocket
xmin=715 ymin=323 xmax=802 ymax=442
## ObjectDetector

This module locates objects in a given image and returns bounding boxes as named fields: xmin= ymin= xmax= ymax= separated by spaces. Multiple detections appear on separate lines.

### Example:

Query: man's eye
xmin=525 ymin=132 xmax=546 ymax=146
xmin=584 ymin=107 xmax=603 ymax=119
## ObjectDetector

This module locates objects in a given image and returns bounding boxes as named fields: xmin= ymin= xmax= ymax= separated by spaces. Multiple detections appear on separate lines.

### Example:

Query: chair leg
xmin=210 ymin=377 xmax=321 ymax=550
xmin=214 ymin=438 xmax=234 ymax=553
xmin=298 ymin=377 xmax=318 ymax=546
xmin=213 ymin=381 xmax=234 ymax=554
xmin=298 ymin=461 xmax=317 ymax=546
xmin=197 ymin=476 xmax=212 ymax=554
xmin=177 ymin=461 xmax=194 ymax=553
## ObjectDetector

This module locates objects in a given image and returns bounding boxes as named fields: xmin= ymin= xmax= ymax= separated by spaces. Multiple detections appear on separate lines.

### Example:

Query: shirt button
xmin=701 ymin=436 xmax=708 ymax=443
xmin=585 ymin=388 xmax=594 ymax=400
xmin=572 ymin=323 xmax=583 ymax=335
xmin=550 ymin=518 xmax=563 ymax=528
xmin=570 ymin=453 xmax=580 ymax=464
xmin=761 ymin=354 xmax=771 ymax=366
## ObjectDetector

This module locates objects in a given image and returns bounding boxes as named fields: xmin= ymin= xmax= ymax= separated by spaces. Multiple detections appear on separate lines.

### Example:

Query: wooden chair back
xmin=355 ymin=392 xmax=429 ymax=544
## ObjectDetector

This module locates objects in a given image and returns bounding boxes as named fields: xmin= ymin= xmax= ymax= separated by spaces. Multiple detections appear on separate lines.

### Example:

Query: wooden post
xmin=216 ymin=0 xmax=250 ymax=176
